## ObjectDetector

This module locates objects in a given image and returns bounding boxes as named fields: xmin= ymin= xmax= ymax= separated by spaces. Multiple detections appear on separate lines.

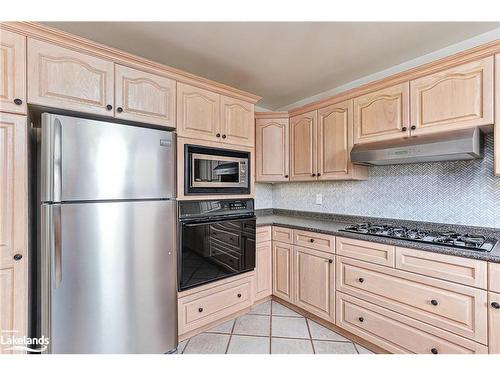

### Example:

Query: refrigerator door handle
xmin=53 ymin=204 xmax=62 ymax=288
xmin=41 ymin=114 xmax=62 ymax=202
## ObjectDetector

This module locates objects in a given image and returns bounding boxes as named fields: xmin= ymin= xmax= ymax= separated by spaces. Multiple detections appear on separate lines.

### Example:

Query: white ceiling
xmin=43 ymin=22 xmax=500 ymax=110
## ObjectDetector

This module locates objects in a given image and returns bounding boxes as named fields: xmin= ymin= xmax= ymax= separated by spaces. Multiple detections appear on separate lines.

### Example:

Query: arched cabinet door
xmin=289 ymin=110 xmax=317 ymax=181
xmin=353 ymin=82 xmax=410 ymax=144
xmin=0 ymin=30 xmax=26 ymax=115
xmin=256 ymin=118 xmax=289 ymax=182
xmin=220 ymin=96 xmax=254 ymax=147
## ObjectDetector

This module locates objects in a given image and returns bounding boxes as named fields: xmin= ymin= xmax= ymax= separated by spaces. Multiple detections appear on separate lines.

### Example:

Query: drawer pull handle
xmin=431 ymin=348 xmax=438 ymax=355
xmin=284 ymin=175 xmax=289 ymax=178
xmin=430 ymin=299 xmax=438 ymax=306
xmin=358 ymin=317 xmax=364 ymax=322
xmin=198 ymin=308 xmax=203 ymax=313
xmin=117 ymin=107 xmax=123 ymax=113
xmin=401 ymin=127 xmax=407 ymax=132
xmin=328 ymin=259 xmax=333 ymax=264
xmin=13 ymin=253 xmax=23 ymax=261
xmin=309 ymin=238 xmax=315 ymax=243
xmin=358 ymin=278 xmax=364 ymax=283
xmin=492 ymin=302 xmax=500 ymax=309
xmin=237 ymin=293 xmax=242 ymax=298
xmin=14 ymin=98 xmax=23 ymax=105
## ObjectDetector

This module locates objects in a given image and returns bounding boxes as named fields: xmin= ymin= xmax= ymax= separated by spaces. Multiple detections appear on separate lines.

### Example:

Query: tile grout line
xmin=224 ymin=319 xmax=237 ymax=354
xmin=305 ymin=318 xmax=316 ymax=354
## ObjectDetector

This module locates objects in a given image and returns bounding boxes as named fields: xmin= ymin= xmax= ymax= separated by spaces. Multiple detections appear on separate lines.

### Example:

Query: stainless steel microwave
xmin=184 ymin=145 xmax=250 ymax=195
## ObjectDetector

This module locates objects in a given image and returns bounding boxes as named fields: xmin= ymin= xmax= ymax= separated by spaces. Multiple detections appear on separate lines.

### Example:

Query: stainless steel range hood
xmin=350 ymin=128 xmax=483 ymax=166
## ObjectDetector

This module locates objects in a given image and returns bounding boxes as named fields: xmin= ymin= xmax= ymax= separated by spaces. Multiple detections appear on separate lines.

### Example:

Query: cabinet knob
xmin=431 ymin=348 xmax=438 ymax=354
xmin=284 ymin=175 xmax=289 ymax=178
xmin=358 ymin=317 xmax=364 ymax=322
xmin=106 ymin=104 xmax=113 ymax=111
xmin=309 ymin=238 xmax=315 ymax=243
xmin=13 ymin=253 xmax=23 ymax=261
xmin=198 ymin=307 xmax=203 ymax=313
xmin=430 ymin=299 xmax=438 ymax=306
xmin=492 ymin=302 xmax=500 ymax=309
xmin=222 ymin=134 xmax=227 ymax=139
xmin=411 ymin=125 xmax=416 ymax=130
xmin=237 ymin=293 xmax=242 ymax=298
xmin=14 ymin=98 xmax=23 ymax=106
xmin=317 ymin=173 xmax=321 ymax=177
xmin=312 ymin=173 xmax=316 ymax=177
xmin=216 ymin=133 xmax=221 ymax=138
xmin=358 ymin=277 xmax=364 ymax=283
xmin=328 ymin=259 xmax=333 ymax=264
xmin=401 ymin=127 xmax=407 ymax=132
xmin=117 ymin=107 xmax=123 ymax=113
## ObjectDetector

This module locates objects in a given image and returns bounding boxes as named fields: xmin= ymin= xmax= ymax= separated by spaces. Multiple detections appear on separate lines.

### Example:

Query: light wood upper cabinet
xmin=293 ymin=246 xmax=335 ymax=321
xmin=177 ymin=82 xmax=220 ymax=141
xmin=27 ymin=38 xmax=114 ymax=116
xmin=272 ymin=241 xmax=293 ymax=302
xmin=489 ymin=292 xmax=500 ymax=354
xmin=0 ymin=30 xmax=26 ymax=115
xmin=290 ymin=110 xmax=317 ymax=181
xmin=115 ymin=64 xmax=176 ymax=127
xmin=255 ymin=118 xmax=289 ymax=182
xmin=410 ymin=56 xmax=494 ymax=136
xmin=353 ymin=82 xmax=410 ymax=144
xmin=220 ymin=96 xmax=254 ymax=147
xmin=255 ymin=241 xmax=272 ymax=301
xmin=0 ymin=113 xmax=27 ymax=353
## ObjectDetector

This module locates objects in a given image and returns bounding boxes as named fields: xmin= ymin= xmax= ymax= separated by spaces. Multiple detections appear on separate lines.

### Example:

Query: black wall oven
xmin=184 ymin=144 xmax=250 ymax=195
xmin=178 ymin=199 xmax=256 ymax=291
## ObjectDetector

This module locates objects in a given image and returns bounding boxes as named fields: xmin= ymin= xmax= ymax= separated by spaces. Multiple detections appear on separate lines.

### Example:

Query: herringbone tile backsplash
xmin=255 ymin=134 xmax=500 ymax=228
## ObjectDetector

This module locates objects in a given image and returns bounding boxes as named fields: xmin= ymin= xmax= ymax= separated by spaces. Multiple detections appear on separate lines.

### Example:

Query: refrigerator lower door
xmin=41 ymin=200 xmax=177 ymax=353
xmin=41 ymin=113 xmax=175 ymax=202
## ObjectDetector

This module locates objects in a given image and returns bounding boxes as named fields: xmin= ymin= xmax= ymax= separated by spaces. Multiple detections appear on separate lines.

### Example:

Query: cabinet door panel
xmin=115 ymin=65 xmax=175 ymax=127
xmin=290 ymin=110 xmax=317 ymax=181
xmin=353 ymin=82 xmax=410 ymax=144
xmin=489 ymin=292 xmax=500 ymax=354
xmin=294 ymin=246 xmax=334 ymax=321
xmin=272 ymin=241 xmax=293 ymax=302
xmin=255 ymin=241 xmax=272 ymax=300
xmin=0 ymin=114 xmax=27 ymax=354
xmin=410 ymin=57 xmax=494 ymax=135
xmin=256 ymin=118 xmax=289 ymax=182
xmin=177 ymin=83 xmax=220 ymax=141
xmin=28 ymin=39 xmax=114 ymax=116
xmin=220 ymin=96 xmax=254 ymax=147
xmin=0 ymin=30 xmax=26 ymax=115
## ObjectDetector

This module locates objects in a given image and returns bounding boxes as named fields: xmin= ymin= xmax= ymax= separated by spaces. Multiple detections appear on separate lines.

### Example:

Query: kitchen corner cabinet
xmin=27 ymin=38 xmax=115 ymax=116
xmin=489 ymin=292 xmax=500 ymax=354
xmin=0 ymin=113 xmax=28 ymax=354
xmin=410 ymin=56 xmax=494 ymax=136
xmin=293 ymin=246 xmax=335 ymax=321
xmin=255 ymin=117 xmax=289 ymax=182
xmin=353 ymin=82 xmax=410 ymax=144
xmin=272 ymin=241 xmax=293 ymax=302
xmin=290 ymin=110 xmax=317 ymax=181
xmin=220 ymin=96 xmax=254 ymax=147
xmin=115 ymin=64 xmax=176 ymax=127
xmin=0 ymin=30 xmax=26 ymax=115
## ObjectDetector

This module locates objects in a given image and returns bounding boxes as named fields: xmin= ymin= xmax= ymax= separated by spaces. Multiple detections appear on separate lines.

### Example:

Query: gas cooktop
xmin=340 ymin=223 xmax=497 ymax=252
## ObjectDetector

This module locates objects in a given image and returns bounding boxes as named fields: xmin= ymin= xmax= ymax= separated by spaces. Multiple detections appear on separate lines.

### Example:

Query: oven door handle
xmin=181 ymin=215 xmax=256 ymax=227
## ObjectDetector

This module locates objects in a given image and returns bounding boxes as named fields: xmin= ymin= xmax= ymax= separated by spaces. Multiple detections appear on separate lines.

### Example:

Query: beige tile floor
xmin=177 ymin=300 xmax=375 ymax=354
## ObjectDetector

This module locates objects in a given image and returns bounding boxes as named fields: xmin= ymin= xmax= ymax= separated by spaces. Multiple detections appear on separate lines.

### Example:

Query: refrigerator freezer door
xmin=43 ymin=200 xmax=177 ymax=353
xmin=41 ymin=113 xmax=175 ymax=202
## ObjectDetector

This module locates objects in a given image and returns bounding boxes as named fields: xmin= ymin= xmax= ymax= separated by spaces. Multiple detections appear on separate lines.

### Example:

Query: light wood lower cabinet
xmin=272 ymin=226 xmax=293 ymax=244
xmin=336 ymin=237 xmax=395 ymax=267
xmin=293 ymin=230 xmax=335 ymax=253
xmin=255 ymin=117 xmax=289 ymax=182
xmin=410 ymin=56 xmax=494 ymax=136
xmin=0 ymin=113 xmax=28 ymax=354
xmin=353 ymin=82 xmax=410 ymax=144
xmin=114 ymin=64 xmax=176 ymax=127
xmin=272 ymin=241 xmax=293 ymax=302
xmin=0 ymin=30 xmax=26 ymax=115
xmin=27 ymin=38 xmax=115 ymax=116
xmin=256 ymin=226 xmax=271 ymax=243
xmin=255 ymin=241 xmax=272 ymax=300
xmin=336 ymin=292 xmax=488 ymax=354
xmin=489 ymin=292 xmax=500 ymax=354
xmin=336 ymin=256 xmax=488 ymax=344
xmin=489 ymin=262 xmax=500 ymax=293
xmin=293 ymin=246 xmax=335 ymax=321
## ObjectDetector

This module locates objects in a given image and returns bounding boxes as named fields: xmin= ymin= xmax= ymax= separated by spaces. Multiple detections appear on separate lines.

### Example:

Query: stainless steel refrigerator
xmin=37 ymin=113 xmax=177 ymax=354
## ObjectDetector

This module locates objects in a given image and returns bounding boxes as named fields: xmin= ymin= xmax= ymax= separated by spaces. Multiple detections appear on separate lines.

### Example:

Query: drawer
xmin=178 ymin=276 xmax=253 ymax=335
xmin=293 ymin=230 xmax=335 ymax=253
xmin=336 ymin=292 xmax=488 ymax=354
xmin=336 ymin=256 xmax=488 ymax=343
xmin=256 ymin=226 xmax=272 ymax=243
xmin=396 ymin=247 xmax=487 ymax=289
xmin=272 ymin=226 xmax=293 ymax=244
xmin=489 ymin=263 xmax=500 ymax=293
xmin=336 ymin=237 xmax=395 ymax=267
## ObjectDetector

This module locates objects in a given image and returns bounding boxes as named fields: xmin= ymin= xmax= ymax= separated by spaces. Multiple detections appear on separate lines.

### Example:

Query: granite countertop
xmin=256 ymin=210 xmax=500 ymax=263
